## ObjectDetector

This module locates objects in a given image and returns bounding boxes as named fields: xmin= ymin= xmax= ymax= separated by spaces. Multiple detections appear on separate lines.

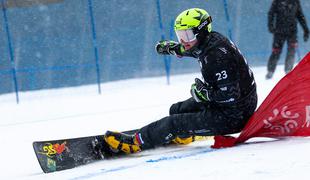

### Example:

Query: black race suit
xmin=267 ymin=0 xmax=309 ymax=73
xmin=137 ymin=32 xmax=257 ymax=149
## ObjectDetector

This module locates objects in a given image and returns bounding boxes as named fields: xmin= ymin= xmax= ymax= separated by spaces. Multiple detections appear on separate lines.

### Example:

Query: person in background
xmin=266 ymin=0 xmax=309 ymax=79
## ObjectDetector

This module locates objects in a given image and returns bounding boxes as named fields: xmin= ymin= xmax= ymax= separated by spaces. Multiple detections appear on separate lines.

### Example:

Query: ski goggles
xmin=175 ymin=29 xmax=197 ymax=43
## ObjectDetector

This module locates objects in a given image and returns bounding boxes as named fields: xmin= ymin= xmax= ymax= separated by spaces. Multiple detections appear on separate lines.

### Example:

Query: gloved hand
xmin=190 ymin=78 xmax=211 ymax=103
xmin=155 ymin=40 xmax=179 ymax=55
xmin=304 ymin=30 xmax=309 ymax=42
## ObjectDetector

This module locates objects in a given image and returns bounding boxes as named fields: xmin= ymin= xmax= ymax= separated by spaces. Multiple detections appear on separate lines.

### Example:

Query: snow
xmin=1 ymin=65 xmax=310 ymax=180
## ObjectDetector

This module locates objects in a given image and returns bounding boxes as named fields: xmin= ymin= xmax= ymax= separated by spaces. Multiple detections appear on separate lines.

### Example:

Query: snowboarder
xmin=266 ymin=0 xmax=309 ymax=79
xmin=103 ymin=8 xmax=258 ymax=154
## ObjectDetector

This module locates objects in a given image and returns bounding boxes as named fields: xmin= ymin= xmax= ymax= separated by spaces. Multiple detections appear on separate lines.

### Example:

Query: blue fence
xmin=1 ymin=0 xmax=310 ymax=103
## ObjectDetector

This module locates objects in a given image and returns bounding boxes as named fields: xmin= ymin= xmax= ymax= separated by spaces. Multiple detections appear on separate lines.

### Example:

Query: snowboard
xmin=33 ymin=134 xmax=111 ymax=173
xmin=33 ymin=129 xmax=138 ymax=173
xmin=33 ymin=131 xmax=212 ymax=173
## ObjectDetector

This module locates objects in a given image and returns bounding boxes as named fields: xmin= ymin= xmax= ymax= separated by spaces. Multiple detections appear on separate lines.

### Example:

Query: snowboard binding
xmin=91 ymin=136 xmax=107 ymax=159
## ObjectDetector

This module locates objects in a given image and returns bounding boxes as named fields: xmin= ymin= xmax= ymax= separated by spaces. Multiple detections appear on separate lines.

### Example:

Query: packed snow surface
xmin=1 ymin=65 xmax=310 ymax=180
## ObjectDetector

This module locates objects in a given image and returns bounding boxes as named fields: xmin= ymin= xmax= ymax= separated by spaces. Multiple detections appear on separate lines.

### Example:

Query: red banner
xmin=212 ymin=52 xmax=310 ymax=148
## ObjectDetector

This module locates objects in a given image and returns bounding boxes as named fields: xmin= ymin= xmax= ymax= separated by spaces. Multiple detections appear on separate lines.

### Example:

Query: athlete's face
xmin=176 ymin=29 xmax=198 ymax=50
xmin=180 ymin=39 xmax=198 ymax=50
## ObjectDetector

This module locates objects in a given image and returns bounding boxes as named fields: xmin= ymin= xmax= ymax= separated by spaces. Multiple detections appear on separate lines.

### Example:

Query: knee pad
xmin=272 ymin=48 xmax=281 ymax=54
xmin=288 ymin=42 xmax=298 ymax=49
xmin=169 ymin=103 xmax=181 ymax=115
xmin=288 ymin=43 xmax=297 ymax=54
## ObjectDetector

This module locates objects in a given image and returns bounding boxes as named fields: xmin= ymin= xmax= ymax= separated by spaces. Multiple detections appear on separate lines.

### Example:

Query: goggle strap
xmin=197 ymin=16 xmax=212 ymax=31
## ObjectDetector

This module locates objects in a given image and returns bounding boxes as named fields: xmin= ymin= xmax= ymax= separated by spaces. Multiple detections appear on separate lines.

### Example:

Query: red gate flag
xmin=212 ymin=52 xmax=310 ymax=148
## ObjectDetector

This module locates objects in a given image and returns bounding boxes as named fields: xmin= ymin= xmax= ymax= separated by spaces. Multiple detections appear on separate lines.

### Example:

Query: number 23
xmin=215 ymin=71 xmax=228 ymax=81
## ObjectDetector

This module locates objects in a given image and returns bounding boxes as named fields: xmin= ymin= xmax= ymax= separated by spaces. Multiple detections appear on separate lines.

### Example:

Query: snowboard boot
xmin=172 ymin=135 xmax=195 ymax=145
xmin=265 ymin=71 xmax=274 ymax=80
xmin=91 ymin=136 xmax=107 ymax=159
xmin=104 ymin=131 xmax=141 ymax=154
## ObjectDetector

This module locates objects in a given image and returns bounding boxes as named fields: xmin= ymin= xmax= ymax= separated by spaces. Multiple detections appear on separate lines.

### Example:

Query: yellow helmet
xmin=174 ymin=8 xmax=212 ymax=42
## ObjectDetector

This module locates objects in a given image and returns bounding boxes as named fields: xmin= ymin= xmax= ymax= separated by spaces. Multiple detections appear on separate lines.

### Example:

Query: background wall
xmin=0 ymin=0 xmax=309 ymax=101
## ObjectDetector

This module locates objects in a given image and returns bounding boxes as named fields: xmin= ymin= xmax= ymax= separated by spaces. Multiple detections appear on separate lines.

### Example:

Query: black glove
xmin=304 ymin=30 xmax=309 ymax=42
xmin=190 ymin=78 xmax=211 ymax=103
xmin=155 ymin=40 xmax=179 ymax=55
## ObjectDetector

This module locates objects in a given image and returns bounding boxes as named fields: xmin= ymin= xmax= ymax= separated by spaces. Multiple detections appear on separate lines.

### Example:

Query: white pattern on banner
xmin=303 ymin=106 xmax=310 ymax=128
xmin=263 ymin=106 xmax=300 ymax=135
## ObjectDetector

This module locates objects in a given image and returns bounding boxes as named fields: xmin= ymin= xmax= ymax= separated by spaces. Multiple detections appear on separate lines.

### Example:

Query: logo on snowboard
xmin=39 ymin=141 xmax=68 ymax=157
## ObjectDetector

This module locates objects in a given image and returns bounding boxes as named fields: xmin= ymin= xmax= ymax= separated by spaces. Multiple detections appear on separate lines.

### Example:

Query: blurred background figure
xmin=266 ymin=0 xmax=309 ymax=79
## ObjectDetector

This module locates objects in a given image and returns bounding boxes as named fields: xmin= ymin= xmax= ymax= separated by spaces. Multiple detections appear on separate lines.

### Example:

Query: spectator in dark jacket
xmin=266 ymin=0 xmax=309 ymax=79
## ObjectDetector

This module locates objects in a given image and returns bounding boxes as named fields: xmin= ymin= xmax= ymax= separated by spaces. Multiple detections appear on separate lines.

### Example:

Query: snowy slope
xmin=1 ymin=65 xmax=310 ymax=180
